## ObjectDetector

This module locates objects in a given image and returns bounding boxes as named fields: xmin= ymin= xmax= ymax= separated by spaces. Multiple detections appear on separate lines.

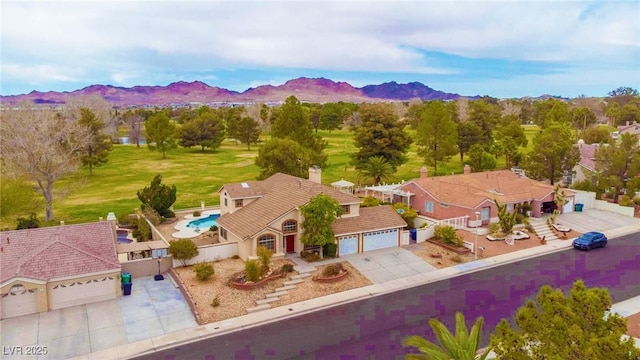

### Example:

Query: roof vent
xmin=487 ymin=189 xmax=504 ymax=196
xmin=241 ymin=182 xmax=249 ymax=189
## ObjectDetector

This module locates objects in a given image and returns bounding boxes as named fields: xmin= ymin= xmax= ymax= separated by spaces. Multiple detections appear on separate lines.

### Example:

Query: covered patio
xmin=364 ymin=183 xmax=414 ymax=205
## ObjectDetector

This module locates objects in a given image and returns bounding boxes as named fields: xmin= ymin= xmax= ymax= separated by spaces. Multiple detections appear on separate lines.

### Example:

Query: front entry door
xmin=285 ymin=235 xmax=295 ymax=253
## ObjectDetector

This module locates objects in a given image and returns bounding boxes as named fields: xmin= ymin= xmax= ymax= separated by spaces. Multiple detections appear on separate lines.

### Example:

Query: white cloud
xmin=2 ymin=63 xmax=80 ymax=83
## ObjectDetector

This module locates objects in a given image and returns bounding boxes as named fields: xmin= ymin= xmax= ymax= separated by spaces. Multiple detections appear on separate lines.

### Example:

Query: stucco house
xmin=216 ymin=167 xmax=407 ymax=260
xmin=614 ymin=121 xmax=640 ymax=144
xmin=0 ymin=221 xmax=122 ymax=319
xmin=568 ymin=140 xmax=599 ymax=186
xmin=398 ymin=166 xmax=575 ymax=226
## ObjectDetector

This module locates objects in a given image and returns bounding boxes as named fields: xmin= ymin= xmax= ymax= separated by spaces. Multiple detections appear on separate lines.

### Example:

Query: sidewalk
xmin=75 ymin=224 xmax=640 ymax=359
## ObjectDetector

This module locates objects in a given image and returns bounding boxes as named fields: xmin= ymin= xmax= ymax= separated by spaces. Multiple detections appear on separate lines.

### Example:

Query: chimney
xmin=420 ymin=166 xmax=428 ymax=179
xmin=60 ymin=220 xmax=65 ymax=226
xmin=308 ymin=165 xmax=322 ymax=184
xmin=463 ymin=165 xmax=471 ymax=174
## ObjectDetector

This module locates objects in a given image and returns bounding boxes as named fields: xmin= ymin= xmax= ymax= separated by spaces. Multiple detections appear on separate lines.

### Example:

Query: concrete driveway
xmin=342 ymin=247 xmax=437 ymax=284
xmin=557 ymin=208 xmax=640 ymax=235
xmin=0 ymin=276 xmax=197 ymax=359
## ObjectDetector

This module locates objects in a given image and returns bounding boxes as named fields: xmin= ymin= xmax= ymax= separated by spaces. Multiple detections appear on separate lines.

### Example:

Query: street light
xmin=474 ymin=211 xmax=481 ymax=261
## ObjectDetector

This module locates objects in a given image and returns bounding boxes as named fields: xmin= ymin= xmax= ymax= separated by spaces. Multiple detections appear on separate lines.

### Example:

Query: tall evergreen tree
xmin=416 ymin=101 xmax=458 ymax=175
xmin=236 ymin=116 xmax=262 ymax=150
xmin=146 ymin=112 xmax=177 ymax=158
xmin=77 ymin=107 xmax=112 ymax=175
xmin=523 ymin=121 xmax=579 ymax=185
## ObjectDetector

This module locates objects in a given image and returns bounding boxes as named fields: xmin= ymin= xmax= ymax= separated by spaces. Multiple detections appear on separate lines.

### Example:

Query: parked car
xmin=572 ymin=232 xmax=607 ymax=251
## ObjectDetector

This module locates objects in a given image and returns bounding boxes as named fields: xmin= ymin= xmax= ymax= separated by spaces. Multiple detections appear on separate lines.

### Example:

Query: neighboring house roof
xmin=217 ymin=173 xmax=361 ymax=240
xmin=618 ymin=121 xmax=640 ymax=136
xmin=1 ymin=222 xmax=121 ymax=283
xmin=332 ymin=206 xmax=407 ymax=236
xmin=404 ymin=170 xmax=571 ymax=208
xmin=577 ymin=143 xmax=598 ymax=172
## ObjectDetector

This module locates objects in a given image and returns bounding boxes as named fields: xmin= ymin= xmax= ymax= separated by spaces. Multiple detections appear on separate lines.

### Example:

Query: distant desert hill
xmin=0 ymin=77 xmax=474 ymax=106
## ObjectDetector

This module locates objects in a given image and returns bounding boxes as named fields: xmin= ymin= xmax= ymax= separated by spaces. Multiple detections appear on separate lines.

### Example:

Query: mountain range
xmin=0 ymin=77 xmax=474 ymax=107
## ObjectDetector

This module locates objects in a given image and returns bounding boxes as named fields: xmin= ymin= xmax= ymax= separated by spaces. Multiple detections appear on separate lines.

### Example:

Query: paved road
xmin=135 ymin=232 xmax=640 ymax=360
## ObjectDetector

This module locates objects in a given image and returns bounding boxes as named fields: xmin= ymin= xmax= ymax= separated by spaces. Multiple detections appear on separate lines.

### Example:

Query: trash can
xmin=410 ymin=229 xmax=417 ymax=241
xmin=122 ymin=283 xmax=132 ymax=296
xmin=121 ymin=272 xmax=131 ymax=284
xmin=574 ymin=203 xmax=584 ymax=212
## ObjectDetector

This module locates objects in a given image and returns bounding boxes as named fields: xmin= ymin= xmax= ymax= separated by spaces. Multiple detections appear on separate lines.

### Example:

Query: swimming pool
xmin=187 ymin=214 xmax=220 ymax=230
xmin=116 ymin=229 xmax=134 ymax=244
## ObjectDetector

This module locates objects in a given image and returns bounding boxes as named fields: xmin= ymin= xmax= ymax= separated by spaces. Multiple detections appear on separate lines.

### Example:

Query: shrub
xmin=324 ymin=243 xmax=338 ymax=258
xmin=392 ymin=202 xmax=418 ymax=229
xmin=525 ymin=224 xmax=535 ymax=234
xmin=142 ymin=207 xmax=161 ymax=226
xmin=193 ymin=263 xmax=214 ymax=281
xmin=322 ymin=264 xmax=343 ymax=277
xmin=210 ymin=225 xmax=218 ymax=232
xmin=231 ymin=254 xmax=240 ymax=260
xmin=487 ymin=222 xmax=500 ymax=235
xmin=168 ymin=239 xmax=199 ymax=266
xmin=434 ymin=225 xmax=463 ymax=246
xmin=193 ymin=210 xmax=201 ymax=217
xmin=117 ymin=213 xmax=132 ymax=226
xmin=450 ymin=255 xmax=464 ymax=263
xmin=210 ymin=296 xmax=220 ymax=307
xmin=133 ymin=217 xmax=152 ymax=241
xmin=360 ymin=196 xmax=381 ymax=207
xmin=16 ymin=213 xmax=41 ymax=230
xmin=256 ymin=246 xmax=272 ymax=273
xmin=281 ymin=263 xmax=294 ymax=273
xmin=244 ymin=260 xmax=261 ymax=282
xmin=301 ymin=251 xmax=321 ymax=262
xmin=634 ymin=197 xmax=640 ymax=206
xmin=619 ymin=195 xmax=633 ymax=207
xmin=515 ymin=213 xmax=525 ymax=224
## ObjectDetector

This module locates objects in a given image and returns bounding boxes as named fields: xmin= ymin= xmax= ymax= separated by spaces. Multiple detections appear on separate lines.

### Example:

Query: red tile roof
xmin=216 ymin=173 xmax=361 ymax=240
xmin=577 ymin=143 xmax=598 ymax=171
xmin=332 ymin=206 xmax=407 ymax=236
xmin=1 ymin=222 xmax=121 ymax=283
xmin=403 ymin=169 xmax=569 ymax=208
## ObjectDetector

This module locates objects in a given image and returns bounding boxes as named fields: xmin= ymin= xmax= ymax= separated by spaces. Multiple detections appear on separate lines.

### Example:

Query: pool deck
xmin=171 ymin=210 xmax=220 ymax=239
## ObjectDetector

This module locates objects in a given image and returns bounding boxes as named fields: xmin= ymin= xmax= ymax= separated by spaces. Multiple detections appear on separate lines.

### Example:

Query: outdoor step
xmin=294 ymin=266 xmax=317 ymax=274
xmin=275 ymin=285 xmax=297 ymax=292
xmin=290 ymin=273 xmax=312 ymax=280
xmin=265 ymin=291 xmax=288 ymax=298
xmin=246 ymin=304 xmax=271 ymax=313
xmin=284 ymin=279 xmax=305 ymax=286
xmin=256 ymin=297 xmax=280 ymax=305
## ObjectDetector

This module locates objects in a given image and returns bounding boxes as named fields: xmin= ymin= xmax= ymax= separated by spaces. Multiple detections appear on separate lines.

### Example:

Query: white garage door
xmin=563 ymin=198 xmax=574 ymax=214
xmin=1 ymin=285 xmax=38 ymax=319
xmin=51 ymin=276 xmax=117 ymax=310
xmin=338 ymin=235 xmax=358 ymax=256
xmin=363 ymin=229 xmax=399 ymax=251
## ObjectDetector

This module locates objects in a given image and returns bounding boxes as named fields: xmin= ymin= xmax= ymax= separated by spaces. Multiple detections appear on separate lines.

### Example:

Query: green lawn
xmin=1 ymin=126 xmax=539 ymax=228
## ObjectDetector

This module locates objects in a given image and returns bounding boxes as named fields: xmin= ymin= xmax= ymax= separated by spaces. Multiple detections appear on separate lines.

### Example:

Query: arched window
xmin=282 ymin=220 xmax=297 ymax=233
xmin=257 ymin=234 xmax=276 ymax=253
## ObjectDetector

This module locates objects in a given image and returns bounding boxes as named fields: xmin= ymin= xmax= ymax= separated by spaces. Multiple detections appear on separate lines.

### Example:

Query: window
xmin=224 ymin=197 xmax=228 ymax=207
xmin=506 ymin=203 xmax=512 ymax=212
xmin=425 ymin=201 xmax=434 ymax=213
xmin=341 ymin=205 xmax=350 ymax=214
xmin=439 ymin=202 xmax=449 ymax=208
xmin=219 ymin=227 xmax=227 ymax=240
xmin=235 ymin=199 xmax=243 ymax=208
xmin=282 ymin=220 xmax=297 ymax=233
xmin=258 ymin=234 xmax=276 ymax=253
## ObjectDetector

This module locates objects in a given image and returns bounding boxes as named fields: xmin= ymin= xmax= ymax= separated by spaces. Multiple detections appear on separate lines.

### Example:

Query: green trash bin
xmin=121 ymin=272 xmax=131 ymax=284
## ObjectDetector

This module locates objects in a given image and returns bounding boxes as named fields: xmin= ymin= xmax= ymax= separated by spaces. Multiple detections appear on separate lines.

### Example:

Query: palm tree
xmin=357 ymin=155 xmax=395 ymax=185
xmin=402 ymin=312 xmax=491 ymax=360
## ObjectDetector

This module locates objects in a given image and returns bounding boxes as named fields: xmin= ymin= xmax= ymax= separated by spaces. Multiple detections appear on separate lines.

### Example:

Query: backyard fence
xmin=172 ymin=242 xmax=239 ymax=268
xmin=121 ymin=256 xmax=173 ymax=278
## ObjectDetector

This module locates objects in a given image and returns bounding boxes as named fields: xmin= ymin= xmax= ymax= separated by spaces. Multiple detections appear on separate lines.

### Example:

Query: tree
xmin=300 ymin=194 xmax=344 ymax=259
xmin=356 ymin=155 xmax=395 ymax=186
xmin=467 ymin=144 xmax=497 ymax=172
xmin=146 ymin=112 xmax=177 ymax=158
xmin=254 ymin=138 xmax=313 ymax=180
xmin=1 ymin=102 xmax=90 ymax=221
xmin=608 ymin=86 xmax=639 ymax=107
xmin=77 ymin=107 xmax=113 ymax=175
xmin=403 ymin=312 xmax=491 ymax=360
xmin=121 ymin=109 xmax=147 ymax=147
xmin=179 ymin=107 xmax=226 ymax=151
xmin=168 ymin=239 xmax=199 ymax=267
xmin=235 ymin=116 xmax=262 ymax=150
xmin=581 ymin=126 xmax=612 ymax=144
xmin=490 ymin=280 xmax=640 ymax=360
xmin=595 ymin=133 xmax=640 ymax=203
xmin=65 ymin=94 xmax=118 ymax=140
xmin=494 ymin=199 xmax=518 ymax=234
xmin=392 ymin=203 xmax=417 ymax=229
xmin=494 ymin=116 xmax=528 ymax=169
xmin=352 ymin=103 xmax=413 ymax=170
xmin=319 ymin=103 xmax=344 ymax=133
xmin=416 ymin=101 xmax=458 ymax=175
xmin=137 ymin=175 xmax=177 ymax=218
xmin=523 ymin=122 xmax=580 ymax=185
xmin=570 ymin=106 xmax=596 ymax=133
xmin=457 ymin=122 xmax=483 ymax=162
xmin=468 ymin=99 xmax=501 ymax=143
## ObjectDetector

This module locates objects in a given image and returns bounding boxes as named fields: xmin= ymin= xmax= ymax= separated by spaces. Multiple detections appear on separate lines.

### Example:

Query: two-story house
xmin=216 ymin=167 xmax=407 ymax=260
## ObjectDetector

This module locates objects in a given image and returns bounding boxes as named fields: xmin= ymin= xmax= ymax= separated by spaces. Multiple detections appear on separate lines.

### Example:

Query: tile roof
xmin=217 ymin=173 xmax=361 ymax=240
xmin=332 ymin=206 xmax=407 ymax=236
xmin=1 ymin=222 xmax=121 ymax=283
xmin=404 ymin=169 xmax=569 ymax=208
xmin=577 ymin=143 xmax=598 ymax=171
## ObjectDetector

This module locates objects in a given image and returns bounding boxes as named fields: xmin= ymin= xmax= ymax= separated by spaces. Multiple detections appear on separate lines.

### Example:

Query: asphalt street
xmin=134 ymin=232 xmax=640 ymax=360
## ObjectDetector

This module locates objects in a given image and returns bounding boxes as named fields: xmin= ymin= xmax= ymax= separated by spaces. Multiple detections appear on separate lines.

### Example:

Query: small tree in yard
xmin=244 ymin=259 xmax=261 ymax=282
xmin=490 ymin=280 xmax=640 ymax=360
xmin=300 ymin=194 xmax=344 ymax=259
xmin=168 ymin=239 xmax=199 ymax=267
xmin=433 ymin=225 xmax=463 ymax=247
xmin=193 ymin=263 xmax=214 ymax=281
xmin=392 ymin=203 xmax=418 ymax=228
xmin=494 ymin=199 xmax=518 ymax=235
xmin=256 ymin=245 xmax=272 ymax=275
xmin=137 ymin=175 xmax=177 ymax=218
xmin=551 ymin=185 xmax=568 ymax=224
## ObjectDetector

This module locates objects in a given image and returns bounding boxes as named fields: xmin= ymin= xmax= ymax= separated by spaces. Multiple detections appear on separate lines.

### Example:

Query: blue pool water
xmin=117 ymin=230 xmax=133 ymax=244
xmin=187 ymin=214 xmax=220 ymax=230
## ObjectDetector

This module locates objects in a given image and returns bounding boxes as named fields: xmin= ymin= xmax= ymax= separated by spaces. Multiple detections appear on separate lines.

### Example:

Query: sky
xmin=1 ymin=1 xmax=639 ymax=98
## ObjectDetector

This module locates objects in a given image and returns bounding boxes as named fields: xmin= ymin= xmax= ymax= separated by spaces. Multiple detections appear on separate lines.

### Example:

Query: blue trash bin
xmin=122 ymin=283 xmax=132 ymax=296
xmin=410 ymin=229 xmax=417 ymax=241
xmin=575 ymin=203 xmax=584 ymax=212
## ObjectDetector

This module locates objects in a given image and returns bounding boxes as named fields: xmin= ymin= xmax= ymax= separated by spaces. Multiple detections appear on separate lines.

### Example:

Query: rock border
xmin=426 ymin=239 xmax=472 ymax=254
xmin=228 ymin=272 xmax=286 ymax=290
xmin=312 ymin=270 xmax=348 ymax=283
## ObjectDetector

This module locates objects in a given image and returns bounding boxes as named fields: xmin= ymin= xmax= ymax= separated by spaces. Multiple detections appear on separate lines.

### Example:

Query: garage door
xmin=1 ymin=285 xmax=38 ymax=319
xmin=563 ymin=198 xmax=574 ymax=214
xmin=363 ymin=229 xmax=399 ymax=251
xmin=338 ymin=235 xmax=358 ymax=256
xmin=50 ymin=276 xmax=117 ymax=310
